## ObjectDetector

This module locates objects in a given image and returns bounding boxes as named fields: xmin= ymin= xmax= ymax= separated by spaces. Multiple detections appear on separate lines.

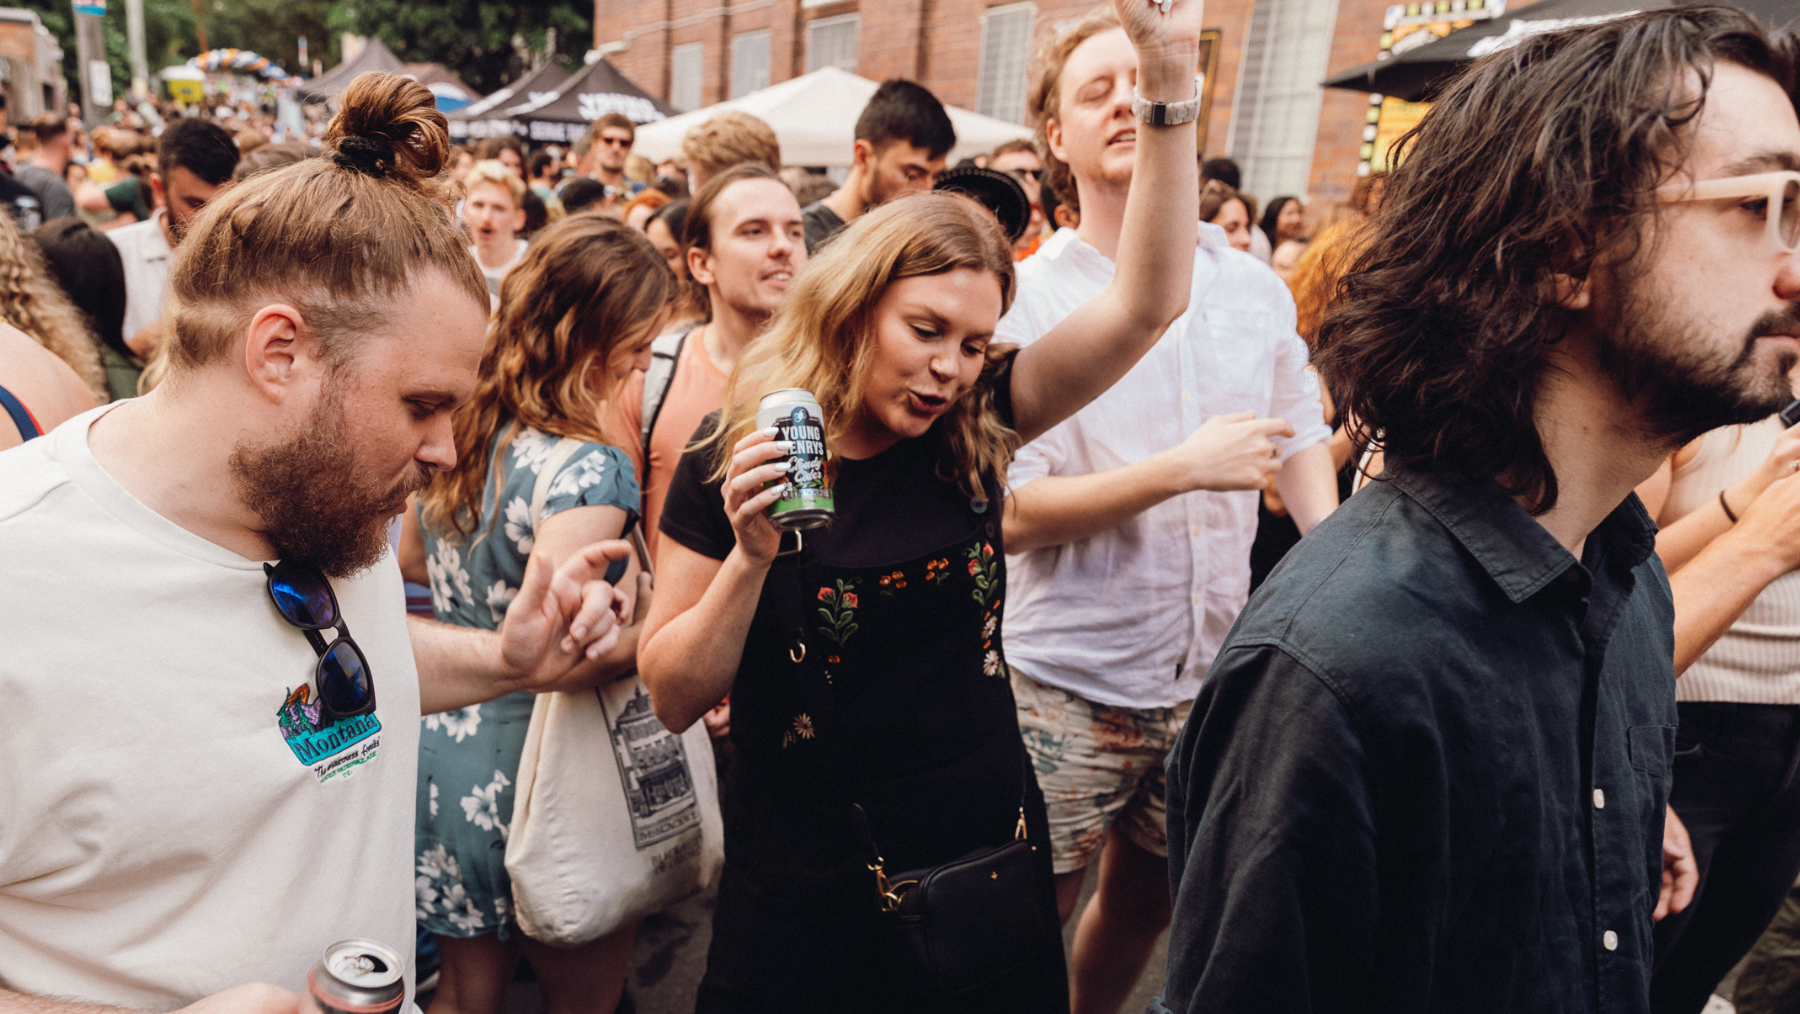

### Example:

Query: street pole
xmin=71 ymin=0 xmax=111 ymax=125
xmin=125 ymin=0 xmax=148 ymax=100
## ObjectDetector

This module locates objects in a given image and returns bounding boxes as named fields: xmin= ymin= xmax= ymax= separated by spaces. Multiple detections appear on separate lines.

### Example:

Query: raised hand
xmin=1112 ymin=0 xmax=1203 ymax=93
xmin=1160 ymin=411 xmax=1297 ymax=492
xmin=723 ymin=428 xmax=789 ymax=567
xmin=499 ymin=539 xmax=634 ymax=690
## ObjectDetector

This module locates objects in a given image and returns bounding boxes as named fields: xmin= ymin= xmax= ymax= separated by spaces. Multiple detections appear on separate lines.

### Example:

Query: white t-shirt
xmin=109 ymin=211 xmax=173 ymax=346
xmin=472 ymin=239 xmax=528 ymax=304
xmin=997 ymin=223 xmax=1330 ymax=709
xmin=0 ymin=405 xmax=419 ymax=1010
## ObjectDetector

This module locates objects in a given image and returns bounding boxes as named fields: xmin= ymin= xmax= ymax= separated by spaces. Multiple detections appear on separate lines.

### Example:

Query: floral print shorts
xmin=1012 ymin=669 xmax=1194 ymax=875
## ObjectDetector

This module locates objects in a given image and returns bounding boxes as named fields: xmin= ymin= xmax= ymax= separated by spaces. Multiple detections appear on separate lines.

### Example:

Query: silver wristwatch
xmin=1131 ymin=87 xmax=1202 ymax=127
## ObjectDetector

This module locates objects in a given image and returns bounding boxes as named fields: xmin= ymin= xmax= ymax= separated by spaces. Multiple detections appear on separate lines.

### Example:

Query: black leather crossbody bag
xmin=850 ymin=757 xmax=1053 ymax=995
xmin=769 ymin=559 xmax=1056 ymax=996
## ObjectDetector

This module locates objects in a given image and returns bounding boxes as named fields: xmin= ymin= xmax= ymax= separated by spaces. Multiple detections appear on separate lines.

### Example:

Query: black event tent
xmin=296 ymin=37 xmax=406 ymax=102
xmin=450 ymin=62 xmax=569 ymax=141
xmin=1323 ymin=0 xmax=1800 ymax=100
xmin=508 ymin=58 xmax=675 ymax=144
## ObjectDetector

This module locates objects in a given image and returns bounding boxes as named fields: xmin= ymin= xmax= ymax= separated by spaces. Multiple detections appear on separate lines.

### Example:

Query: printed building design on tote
xmin=602 ymin=681 xmax=701 ymax=849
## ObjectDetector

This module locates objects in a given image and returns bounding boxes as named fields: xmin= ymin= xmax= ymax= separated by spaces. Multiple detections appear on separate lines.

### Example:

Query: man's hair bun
xmin=324 ymin=72 xmax=450 ymax=193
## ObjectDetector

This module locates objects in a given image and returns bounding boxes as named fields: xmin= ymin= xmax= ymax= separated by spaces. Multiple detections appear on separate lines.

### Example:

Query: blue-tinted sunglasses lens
xmin=319 ymin=640 xmax=372 ymax=713
xmin=268 ymin=563 xmax=337 ymax=628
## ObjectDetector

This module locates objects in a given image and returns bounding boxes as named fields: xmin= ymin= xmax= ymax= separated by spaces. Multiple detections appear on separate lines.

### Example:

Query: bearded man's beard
xmin=229 ymin=386 xmax=432 ymax=578
xmin=1596 ymin=282 xmax=1800 ymax=447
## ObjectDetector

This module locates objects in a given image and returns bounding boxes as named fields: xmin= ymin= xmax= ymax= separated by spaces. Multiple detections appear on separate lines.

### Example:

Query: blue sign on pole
xmin=73 ymin=0 xmax=105 ymax=16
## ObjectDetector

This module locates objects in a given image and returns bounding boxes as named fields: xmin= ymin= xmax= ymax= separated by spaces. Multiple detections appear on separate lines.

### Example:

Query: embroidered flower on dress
xmin=984 ymin=650 xmax=1002 ymax=677
xmin=424 ymin=705 xmax=483 ymax=743
xmin=983 ymin=613 xmax=997 ymax=640
xmin=461 ymin=769 xmax=513 ymax=837
xmin=843 ymin=592 xmax=858 ymax=608
xmin=819 ymin=587 xmax=835 ymax=602
xmin=781 ymin=712 xmax=817 ymax=748
xmin=502 ymin=497 xmax=535 ymax=554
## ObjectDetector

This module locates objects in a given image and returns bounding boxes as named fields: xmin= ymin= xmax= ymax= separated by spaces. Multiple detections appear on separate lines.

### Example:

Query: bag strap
xmin=0 ymin=382 xmax=40 ymax=441
xmin=530 ymin=436 xmax=587 ymax=532
xmin=640 ymin=323 xmax=696 ymax=469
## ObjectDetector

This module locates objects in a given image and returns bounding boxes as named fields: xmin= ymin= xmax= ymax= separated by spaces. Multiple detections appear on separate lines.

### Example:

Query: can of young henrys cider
xmin=755 ymin=389 xmax=834 ymax=531
xmin=303 ymin=940 xmax=406 ymax=1014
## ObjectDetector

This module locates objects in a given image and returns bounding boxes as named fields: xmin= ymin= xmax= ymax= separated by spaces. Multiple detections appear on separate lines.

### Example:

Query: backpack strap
xmin=640 ymin=322 xmax=698 ymax=469
xmin=0 ymin=382 xmax=41 ymax=442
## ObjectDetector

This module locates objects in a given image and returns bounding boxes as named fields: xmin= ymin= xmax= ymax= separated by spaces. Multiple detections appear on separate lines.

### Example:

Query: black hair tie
xmin=332 ymin=135 xmax=395 ymax=177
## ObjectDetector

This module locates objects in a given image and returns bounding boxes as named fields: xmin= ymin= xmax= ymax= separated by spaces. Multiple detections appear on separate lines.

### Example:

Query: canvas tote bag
xmin=505 ymin=437 xmax=725 ymax=945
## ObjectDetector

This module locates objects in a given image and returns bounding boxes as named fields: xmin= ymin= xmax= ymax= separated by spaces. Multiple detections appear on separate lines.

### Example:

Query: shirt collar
xmin=1036 ymin=220 xmax=1232 ymax=268
xmin=1386 ymin=467 xmax=1658 ymax=604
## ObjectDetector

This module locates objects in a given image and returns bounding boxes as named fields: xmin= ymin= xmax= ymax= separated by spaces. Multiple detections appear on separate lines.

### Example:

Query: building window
xmin=975 ymin=3 xmax=1035 ymax=125
xmin=670 ymin=43 xmax=703 ymax=112
xmin=1226 ymin=0 xmax=1339 ymax=199
xmin=805 ymin=14 xmax=860 ymax=74
xmin=731 ymin=30 xmax=772 ymax=98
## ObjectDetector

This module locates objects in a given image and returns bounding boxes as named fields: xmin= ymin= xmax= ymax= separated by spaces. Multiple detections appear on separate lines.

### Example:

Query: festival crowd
xmin=3 ymin=2 xmax=1800 ymax=1014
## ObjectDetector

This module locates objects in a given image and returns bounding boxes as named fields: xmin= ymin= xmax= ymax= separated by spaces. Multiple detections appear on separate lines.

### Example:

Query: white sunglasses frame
xmin=1657 ymin=169 xmax=1800 ymax=253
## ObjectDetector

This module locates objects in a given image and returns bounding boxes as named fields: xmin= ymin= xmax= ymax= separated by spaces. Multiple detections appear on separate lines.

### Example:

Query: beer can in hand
xmin=304 ymin=939 xmax=406 ymax=1014
xmin=755 ymin=389 xmax=834 ymax=531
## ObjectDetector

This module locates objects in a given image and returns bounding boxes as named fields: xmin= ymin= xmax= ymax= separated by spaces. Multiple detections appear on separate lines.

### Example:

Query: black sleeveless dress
xmin=659 ymin=401 xmax=1068 ymax=1013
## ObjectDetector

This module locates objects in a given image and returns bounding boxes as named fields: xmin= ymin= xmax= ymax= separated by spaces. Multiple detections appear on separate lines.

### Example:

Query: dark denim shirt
xmin=1155 ymin=467 xmax=1677 ymax=1014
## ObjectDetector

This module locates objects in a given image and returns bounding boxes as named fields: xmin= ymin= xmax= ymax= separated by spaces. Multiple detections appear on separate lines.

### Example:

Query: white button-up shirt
xmin=108 ymin=210 xmax=172 ymax=345
xmin=997 ymin=224 xmax=1330 ymax=709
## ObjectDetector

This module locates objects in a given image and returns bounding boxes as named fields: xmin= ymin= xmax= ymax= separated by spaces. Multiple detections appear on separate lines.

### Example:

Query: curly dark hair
xmin=1316 ymin=5 xmax=1799 ymax=513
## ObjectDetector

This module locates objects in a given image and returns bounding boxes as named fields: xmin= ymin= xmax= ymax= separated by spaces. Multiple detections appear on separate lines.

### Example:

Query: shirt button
xmin=1593 ymin=788 xmax=1605 ymax=809
xmin=1603 ymin=930 xmax=1618 ymax=951
xmin=1191 ymin=527 xmax=1201 ymax=538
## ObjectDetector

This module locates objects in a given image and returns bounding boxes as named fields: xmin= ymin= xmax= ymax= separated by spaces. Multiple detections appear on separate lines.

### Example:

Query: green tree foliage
xmin=15 ymin=0 xmax=331 ymax=109
xmin=326 ymin=0 xmax=591 ymax=95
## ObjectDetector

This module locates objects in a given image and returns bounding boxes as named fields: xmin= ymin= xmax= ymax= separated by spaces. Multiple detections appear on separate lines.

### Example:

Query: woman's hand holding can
xmin=724 ymin=428 xmax=790 ymax=566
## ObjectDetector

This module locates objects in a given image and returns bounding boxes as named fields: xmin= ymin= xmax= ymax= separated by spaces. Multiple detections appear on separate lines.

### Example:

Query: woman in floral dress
xmin=637 ymin=3 xmax=1200 ymax=1008
xmin=399 ymin=215 xmax=674 ymax=1014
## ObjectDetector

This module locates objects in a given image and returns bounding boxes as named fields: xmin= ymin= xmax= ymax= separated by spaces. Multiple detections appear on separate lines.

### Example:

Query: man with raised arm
xmin=994 ymin=10 xmax=1336 ymax=1014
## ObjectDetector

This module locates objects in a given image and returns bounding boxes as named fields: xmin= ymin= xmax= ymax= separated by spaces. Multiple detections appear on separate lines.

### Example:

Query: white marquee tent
xmin=631 ymin=67 xmax=1032 ymax=168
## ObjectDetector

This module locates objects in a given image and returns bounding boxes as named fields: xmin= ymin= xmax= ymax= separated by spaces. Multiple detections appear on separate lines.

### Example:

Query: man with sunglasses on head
xmin=0 ymin=76 xmax=631 ymax=1014
xmin=1154 ymin=9 xmax=1800 ymax=1013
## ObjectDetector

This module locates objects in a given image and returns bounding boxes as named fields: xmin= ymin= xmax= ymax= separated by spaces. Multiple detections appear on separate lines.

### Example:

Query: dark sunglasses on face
xmin=265 ymin=559 xmax=376 ymax=726
xmin=599 ymin=137 xmax=631 ymax=148
xmin=1007 ymin=167 xmax=1042 ymax=181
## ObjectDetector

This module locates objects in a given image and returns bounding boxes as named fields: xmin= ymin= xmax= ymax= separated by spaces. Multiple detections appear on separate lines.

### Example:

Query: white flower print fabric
xmin=413 ymin=425 xmax=639 ymax=939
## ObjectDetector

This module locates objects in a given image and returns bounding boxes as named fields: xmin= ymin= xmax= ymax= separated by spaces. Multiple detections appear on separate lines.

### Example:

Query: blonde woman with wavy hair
xmin=638 ymin=1 xmax=1201 ymax=1008
xmin=0 ymin=209 xmax=105 ymax=401
xmin=399 ymin=211 xmax=673 ymax=1014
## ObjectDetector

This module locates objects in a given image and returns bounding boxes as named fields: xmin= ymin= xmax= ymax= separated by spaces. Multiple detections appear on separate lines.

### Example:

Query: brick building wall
xmin=593 ymin=0 xmax=1447 ymax=206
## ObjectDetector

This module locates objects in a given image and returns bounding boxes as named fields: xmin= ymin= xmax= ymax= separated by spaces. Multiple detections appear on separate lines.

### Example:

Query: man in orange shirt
xmin=621 ymin=161 xmax=806 ymax=562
